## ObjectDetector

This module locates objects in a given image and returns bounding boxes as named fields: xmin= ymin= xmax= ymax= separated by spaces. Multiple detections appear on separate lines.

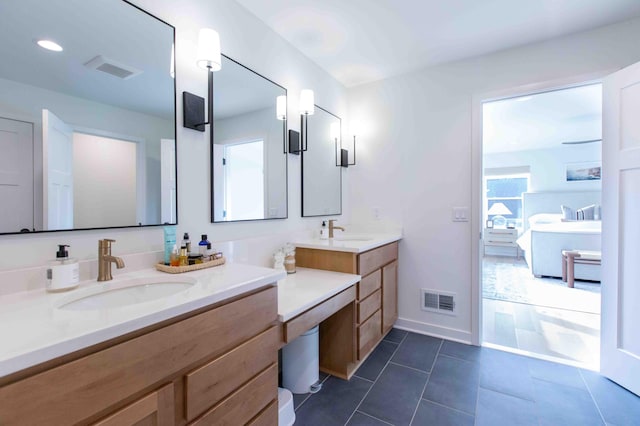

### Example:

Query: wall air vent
xmin=84 ymin=55 xmax=142 ymax=80
xmin=421 ymin=289 xmax=457 ymax=316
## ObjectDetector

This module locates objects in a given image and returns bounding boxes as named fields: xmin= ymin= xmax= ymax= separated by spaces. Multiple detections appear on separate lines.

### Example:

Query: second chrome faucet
xmin=98 ymin=239 xmax=125 ymax=281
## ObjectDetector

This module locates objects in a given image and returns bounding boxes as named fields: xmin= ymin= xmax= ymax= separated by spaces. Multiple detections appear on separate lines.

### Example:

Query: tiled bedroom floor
xmin=292 ymin=329 xmax=640 ymax=426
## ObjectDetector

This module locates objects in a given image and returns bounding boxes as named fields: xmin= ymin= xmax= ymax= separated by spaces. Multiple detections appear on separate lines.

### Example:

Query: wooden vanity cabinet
xmin=296 ymin=241 xmax=399 ymax=376
xmin=0 ymin=285 xmax=279 ymax=426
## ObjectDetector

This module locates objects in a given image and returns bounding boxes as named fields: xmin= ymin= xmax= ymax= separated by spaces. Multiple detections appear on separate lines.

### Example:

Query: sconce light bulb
xmin=299 ymin=89 xmax=315 ymax=115
xmin=276 ymin=95 xmax=287 ymax=121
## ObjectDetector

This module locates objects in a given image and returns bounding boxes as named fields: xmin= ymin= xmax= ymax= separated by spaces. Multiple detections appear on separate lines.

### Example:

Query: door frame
xmin=470 ymin=70 xmax=612 ymax=346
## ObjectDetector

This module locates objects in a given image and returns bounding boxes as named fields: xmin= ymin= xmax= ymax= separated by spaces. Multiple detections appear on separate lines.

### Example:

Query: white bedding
xmin=517 ymin=220 xmax=601 ymax=280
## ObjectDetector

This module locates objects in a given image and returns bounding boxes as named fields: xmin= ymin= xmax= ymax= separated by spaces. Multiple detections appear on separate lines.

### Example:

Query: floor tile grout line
xmin=387 ymin=361 xmax=430 ymax=374
xmin=409 ymin=339 xmax=443 ymax=425
xmin=578 ymin=368 xmax=607 ymax=425
xmin=342 ymin=330 xmax=407 ymax=425
xmin=476 ymin=383 xmax=536 ymax=403
xmin=352 ymin=410 xmax=395 ymax=426
xmin=292 ymin=372 xmax=333 ymax=412
xmin=420 ymin=397 xmax=476 ymax=418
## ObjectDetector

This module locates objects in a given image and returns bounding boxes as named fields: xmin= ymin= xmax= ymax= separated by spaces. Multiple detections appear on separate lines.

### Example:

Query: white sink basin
xmin=58 ymin=278 xmax=196 ymax=311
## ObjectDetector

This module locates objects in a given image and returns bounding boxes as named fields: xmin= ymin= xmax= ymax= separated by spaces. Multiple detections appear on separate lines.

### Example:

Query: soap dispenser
xmin=319 ymin=221 xmax=328 ymax=240
xmin=46 ymin=245 xmax=80 ymax=292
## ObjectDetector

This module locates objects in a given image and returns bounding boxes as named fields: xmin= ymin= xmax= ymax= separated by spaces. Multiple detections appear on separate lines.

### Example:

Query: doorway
xmin=478 ymin=83 xmax=603 ymax=368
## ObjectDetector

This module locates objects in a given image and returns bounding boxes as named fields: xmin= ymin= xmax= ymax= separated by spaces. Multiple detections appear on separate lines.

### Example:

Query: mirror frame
xmin=210 ymin=54 xmax=288 ymax=223
xmin=301 ymin=105 xmax=342 ymax=217
xmin=0 ymin=0 xmax=178 ymax=236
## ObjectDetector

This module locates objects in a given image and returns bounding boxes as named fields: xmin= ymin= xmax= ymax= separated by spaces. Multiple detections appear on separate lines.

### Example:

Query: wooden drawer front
xmin=284 ymin=286 xmax=356 ymax=343
xmin=358 ymin=269 xmax=381 ymax=300
xmin=185 ymin=327 xmax=278 ymax=421
xmin=192 ymin=364 xmax=277 ymax=425
xmin=247 ymin=399 xmax=278 ymax=426
xmin=358 ymin=242 xmax=398 ymax=276
xmin=358 ymin=310 xmax=382 ymax=360
xmin=296 ymin=247 xmax=357 ymax=273
xmin=0 ymin=286 xmax=277 ymax=426
xmin=93 ymin=383 xmax=174 ymax=426
xmin=358 ymin=289 xmax=381 ymax=324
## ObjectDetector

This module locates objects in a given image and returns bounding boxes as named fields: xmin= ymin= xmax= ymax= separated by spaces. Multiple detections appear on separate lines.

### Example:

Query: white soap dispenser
xmin=319 ymin=221 xmax=328 ymax=240
xmin=46 ymin=245 xmax=80 ymax=292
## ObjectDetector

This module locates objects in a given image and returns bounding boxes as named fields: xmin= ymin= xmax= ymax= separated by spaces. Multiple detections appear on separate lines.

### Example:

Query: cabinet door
xmin=382 ymin=260 xmax=398 ymax=334
xmin=93 ymin=383 xmax=174 ymax=426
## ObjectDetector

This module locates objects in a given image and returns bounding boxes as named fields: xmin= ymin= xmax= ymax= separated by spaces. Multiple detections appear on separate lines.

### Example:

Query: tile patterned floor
xmin=292 ymin=329 xmax=640 ymax=426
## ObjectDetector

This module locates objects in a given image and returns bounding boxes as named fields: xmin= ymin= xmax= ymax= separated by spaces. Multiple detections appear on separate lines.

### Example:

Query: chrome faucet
xmin=98 ymin=239 xmax=125 ymax=281
xmin=328 ymin=220 xmax=345 ymax=239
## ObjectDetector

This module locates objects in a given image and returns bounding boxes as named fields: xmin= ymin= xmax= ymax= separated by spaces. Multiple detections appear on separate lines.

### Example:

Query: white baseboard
xmin=394 ymin=317 xmax=474 ymax=345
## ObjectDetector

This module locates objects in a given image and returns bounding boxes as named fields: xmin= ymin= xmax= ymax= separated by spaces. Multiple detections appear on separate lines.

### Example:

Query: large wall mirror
xmin=302 ymin=106 xmax=342 ymax=217
xmin=211 ymin=55 xmax=287 ymax=222
xmin=0 ymin=0 xmax=176 ymax=235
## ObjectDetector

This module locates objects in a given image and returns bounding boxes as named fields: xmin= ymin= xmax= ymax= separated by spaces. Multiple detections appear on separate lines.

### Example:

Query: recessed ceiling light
xmin=36 ymin=39 xmax=63 ymax=52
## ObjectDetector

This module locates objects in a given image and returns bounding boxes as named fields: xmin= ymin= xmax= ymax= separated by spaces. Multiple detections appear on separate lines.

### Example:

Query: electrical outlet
xmin=372 ymin=207 xmax=380 ymax=220
xmin=452 ymin=207 xmax=469 ymax=222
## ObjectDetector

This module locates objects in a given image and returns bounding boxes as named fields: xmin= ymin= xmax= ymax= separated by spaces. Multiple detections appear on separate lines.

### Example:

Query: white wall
xmin=485 ymin=143 xmax=602 ymax=192
xmin=347 ymin=18 xmax=640 ymax=342
xmin=0 ymin=0 xmax=347 ymax=274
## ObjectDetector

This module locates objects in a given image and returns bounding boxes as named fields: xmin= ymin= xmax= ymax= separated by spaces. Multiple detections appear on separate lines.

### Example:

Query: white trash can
xmin=282 ymin=325 xmax=320 ymax=394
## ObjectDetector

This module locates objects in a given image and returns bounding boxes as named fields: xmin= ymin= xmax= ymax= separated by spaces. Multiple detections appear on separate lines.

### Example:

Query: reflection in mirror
xmin=211 ymin=55 xmax=287 ymax=222
xmin=0 ymin=0 xmax=176 ymax=234
xmin=302 ymin=106 xmax=342 ymax=217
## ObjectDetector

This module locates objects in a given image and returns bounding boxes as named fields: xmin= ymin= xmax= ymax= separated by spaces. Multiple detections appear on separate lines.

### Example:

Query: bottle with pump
xmin=46 ymin=245 xmax=80 ymax=292
xmin=182 ymin=233 xmax=191 ymax=255
xmin=319 ymin=221 xmax=328 ymax=240
xmin=199 ymin=234 xmax=210 ymax=256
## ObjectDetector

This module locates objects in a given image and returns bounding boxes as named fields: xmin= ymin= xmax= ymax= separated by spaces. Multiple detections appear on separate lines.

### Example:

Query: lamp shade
xmin=196 ymin=28 xmax=221 ymax=71
xmin=299 ymin=89 xmax=314 ymax=115
xmin=276 ymin=95 xmax=287 ymax=120
xmin=330 ymin=122 xmax=340 ymax=141
xmin=487 ymin=202 xmax=512 ymax=216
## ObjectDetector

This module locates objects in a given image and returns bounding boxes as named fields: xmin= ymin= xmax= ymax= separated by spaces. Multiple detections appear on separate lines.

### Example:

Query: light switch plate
xmin=452 ymin=207 xmax=469 ymax=222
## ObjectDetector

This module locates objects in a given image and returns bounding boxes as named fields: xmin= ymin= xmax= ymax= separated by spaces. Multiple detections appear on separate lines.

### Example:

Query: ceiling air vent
xmin=421 ymin=289 xmax=456 ymax=316
xmin=84 ymin=55 xmax=142 ymax=80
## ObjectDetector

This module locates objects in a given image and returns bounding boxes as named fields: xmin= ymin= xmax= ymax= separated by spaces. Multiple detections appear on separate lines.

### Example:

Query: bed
xmin=517 ymin=191 xmax=601 ymax=281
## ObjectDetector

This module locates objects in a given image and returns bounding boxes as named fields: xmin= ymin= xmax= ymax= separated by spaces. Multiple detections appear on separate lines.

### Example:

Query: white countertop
xmin=277 ymin=267 xmax=361 ymax=322
xmin=292 ymin=232 xmax=402 ymax=253
xmin=0 ymin=263 xmax=285 ymax=378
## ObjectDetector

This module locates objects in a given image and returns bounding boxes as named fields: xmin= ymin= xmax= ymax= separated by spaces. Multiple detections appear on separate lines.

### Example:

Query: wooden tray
xmin=156 ymin=257 xmax=226 ymax=274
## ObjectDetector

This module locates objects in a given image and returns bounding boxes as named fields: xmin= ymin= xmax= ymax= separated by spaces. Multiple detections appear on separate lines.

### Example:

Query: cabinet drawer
xmin=93 ymin=383 xmax=174 ymax=426
xmin=358 ymin=289 xmax=381 ymax=324
xmin=0 ymin=286 xmax=277 ymax=426
xmin=247 ymin=399 xmax=278 ymax=426
xmin=358 ymin=310 xmax=382 ymax=360
xmin=358 ymin=242 xmax=398 ymax=276
xmin=192 ymin=364 xmax=277 ymax=426
xmin=185 ymin=327 xmax=277 ymax=421
xmin=284 ymin=286 xmax=356 ymax=343
xmin=358 ymin=269 xmax=381 ymax=300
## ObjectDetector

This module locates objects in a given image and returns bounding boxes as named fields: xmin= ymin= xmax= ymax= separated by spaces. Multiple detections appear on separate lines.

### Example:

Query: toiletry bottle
xmin=182 ymin=233 xmax=191 ymax=255
xmin=179 ymin=246 xmax=188 ymax=266
xmin=170 ymin=245 xmax=180 ymax=266
xmin=46 ymin=245 xmax=80 ymax=292
xmin=319 ymin=221 xmax=328 ymax=240
xmin=199 ymin=234 xmax=210 ymax=256
xmin=163 ymin=226 xmax=177 ymax=265
xmin=206 ymin=242 xmax=213 ymax=260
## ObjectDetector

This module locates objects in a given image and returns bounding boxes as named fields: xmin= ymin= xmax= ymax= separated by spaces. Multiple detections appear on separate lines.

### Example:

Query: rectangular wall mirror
xmin=302 ymin=106 xmax=342 ymax=217
xmin=0 ymin=0 xmax=176 ymax=235
xmin=211 ymin=55 xmax=288 ymax=222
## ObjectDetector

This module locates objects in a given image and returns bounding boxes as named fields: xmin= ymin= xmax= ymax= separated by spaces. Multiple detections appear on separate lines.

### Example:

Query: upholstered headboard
xmin=522 ymin=191 xmax=601 ymax=231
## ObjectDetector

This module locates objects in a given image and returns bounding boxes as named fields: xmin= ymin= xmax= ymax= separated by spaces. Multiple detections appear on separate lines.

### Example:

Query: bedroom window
xmin=485 ymin=174 xmax=529 ymax=228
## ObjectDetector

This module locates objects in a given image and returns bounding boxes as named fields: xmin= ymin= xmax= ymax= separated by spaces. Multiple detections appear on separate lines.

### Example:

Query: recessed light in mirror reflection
xmin=36 ymin=39 xmax=63 ymax=52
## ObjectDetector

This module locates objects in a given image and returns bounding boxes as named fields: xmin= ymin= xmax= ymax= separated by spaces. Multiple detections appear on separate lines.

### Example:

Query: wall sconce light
xmin=276 ymin=95 xmax=288 ymax=153
xmin=299 ymin=89 xmax=314 ymax=152
xmin=183 ymin=28 xmax=221 ymax=132
xmin=334 ymin=123 xmax=357 ymax=168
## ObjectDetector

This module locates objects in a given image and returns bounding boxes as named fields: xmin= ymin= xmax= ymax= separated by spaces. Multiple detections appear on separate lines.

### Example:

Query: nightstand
xmin=484 ymin=228 xmax=519 ymax=257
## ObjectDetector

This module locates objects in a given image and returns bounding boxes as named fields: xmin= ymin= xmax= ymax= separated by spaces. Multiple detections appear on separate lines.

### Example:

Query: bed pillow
xmin=528 ymin=213 xmax=562 ymax=226
xmin=561 ymin=205 xmax=575 ymax=221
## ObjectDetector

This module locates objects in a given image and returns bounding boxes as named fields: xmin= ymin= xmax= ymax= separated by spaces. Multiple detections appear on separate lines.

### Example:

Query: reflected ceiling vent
xmin=84 ymin=55 xmax=142 ymax=80
xmin=561 ymin=139 xmax=602 ymax=145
